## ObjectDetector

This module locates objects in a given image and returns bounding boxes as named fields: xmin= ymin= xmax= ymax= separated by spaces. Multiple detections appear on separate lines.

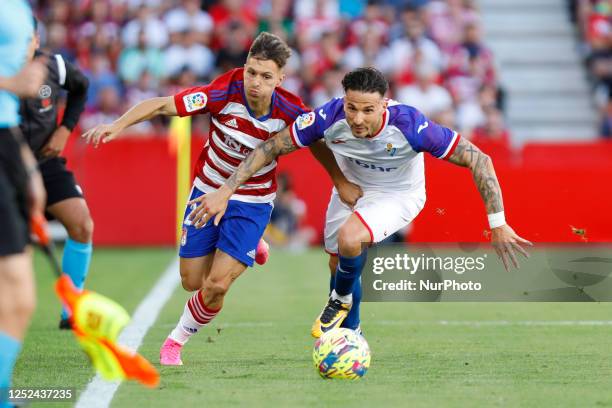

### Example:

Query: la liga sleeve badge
xmin=183 ymin=92 xmax=208 ymax=112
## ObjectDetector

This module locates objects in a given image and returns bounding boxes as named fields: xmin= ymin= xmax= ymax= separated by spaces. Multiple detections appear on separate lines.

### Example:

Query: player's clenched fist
xmin=335 ymin=179 xmax=363 ymax=209
xmin=188 ymin=185 xmax=233 ymax=228
xmin=82 ymin=123 xmax=122 ymax=148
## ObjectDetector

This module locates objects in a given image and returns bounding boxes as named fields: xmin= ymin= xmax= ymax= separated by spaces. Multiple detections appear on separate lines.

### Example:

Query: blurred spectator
xmin=81 ymin=86 xmax=122 ymax=130
xmin=387 ymin=8 xmax=444 ymax=79
xmin=294 ymin=0 xmax=341 ymax=45
xmin=209 ymin=0 xmax=258 ymax=50
xmin=346 ymin=0 xmax=389 ymax=46
xmin=215 ymin=21 xmax=251 ymax=73
xmin=342 ymin=28 xmax=392 ymax=72
xmin=122 ymin=4 xmax=169 ymax=49
xmin=258 ymin=0 xmax=295 ymax=39
xmin=118 ymin=30 xmax=165 ymax=84
xmin=45 ymin=22 xmax=73 ymax=61
xmin=425 ymin=0 xmax=479 ymax=50
xmin=265 ymin=173 xmax=315 ymax=249
xmin=32 ymin=0 xmax=506 ymax=139
xmin=311 ymin=69 xmax=345 ymax=107
xmin=125 ymin=70 xmax=159 ymax=108
xmin=165 ymin=0 xmax=214 ymax=45
xmin=301 ymin=30 xmax=343 ymax=87
xmin=470 ymin=107 xmax=510 ymax=149
xmin=84 ymin=53 xmax=122 ymax=109
xmin=396 ymin=63 xmax=453 ymax=125
xmin=446 ymin=22 xmax=496 ymax=87
xmin=601 ymin=97 xmax=612 ymax=138
xmin=164 ymin=30 xmax=215 ymax=80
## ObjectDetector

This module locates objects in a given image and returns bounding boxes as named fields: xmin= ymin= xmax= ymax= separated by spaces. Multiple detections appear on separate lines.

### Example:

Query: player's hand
xmin=188 ymin=185 xmax=233 ymax=228
xmin=41 ymin=126 xmax=71 ymax=157
xmin=490 ymin=224 xmax=532 ymax=271
xmin=82 ymin=123 xmax=122 ymax=148
xmin=12 ymin=58 xmax=47 ymax=98
xmin=335 ymin=179 xmax=363 ymax=209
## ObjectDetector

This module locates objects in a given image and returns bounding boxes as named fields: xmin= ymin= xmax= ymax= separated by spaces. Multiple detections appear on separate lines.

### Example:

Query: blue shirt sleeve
xmin=394 ymin=105 xmax=460 ymax=159
xmin=290 ymin=98 xmax=342 ymax=148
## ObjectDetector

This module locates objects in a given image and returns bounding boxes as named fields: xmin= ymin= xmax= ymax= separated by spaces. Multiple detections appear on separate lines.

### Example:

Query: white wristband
xmin=488 ymin=211 xmax=506 ymax=229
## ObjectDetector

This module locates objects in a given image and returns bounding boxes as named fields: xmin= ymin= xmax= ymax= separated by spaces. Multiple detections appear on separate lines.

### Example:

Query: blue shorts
xmin=179 ymin=186 xmax=273 ymax=267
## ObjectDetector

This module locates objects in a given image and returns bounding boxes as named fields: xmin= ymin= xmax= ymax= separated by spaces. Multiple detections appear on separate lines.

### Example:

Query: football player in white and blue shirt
xmin=191 ymin=67 xmax=531 ymax=338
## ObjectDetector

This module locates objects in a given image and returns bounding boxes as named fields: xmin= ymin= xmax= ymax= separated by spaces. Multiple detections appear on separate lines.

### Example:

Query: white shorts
xmin=324 ymin=188 xmax=426 ymax=254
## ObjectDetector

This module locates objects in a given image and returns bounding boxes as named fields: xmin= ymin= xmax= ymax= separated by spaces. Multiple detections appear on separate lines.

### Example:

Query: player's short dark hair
xmin=247 ymin=31 xmax=292 ymax=69
xmin=341 ymin=67 xmax=389 ymax=97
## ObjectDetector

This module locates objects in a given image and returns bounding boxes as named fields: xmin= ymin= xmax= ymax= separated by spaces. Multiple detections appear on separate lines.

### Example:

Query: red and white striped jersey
xmin=174 ymin=68 xmax=308 ymax=203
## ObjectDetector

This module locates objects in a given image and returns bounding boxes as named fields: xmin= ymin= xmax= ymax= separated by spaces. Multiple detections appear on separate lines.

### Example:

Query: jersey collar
xmin=365 ymin=109 xmax=389 ymax=139
xmin=241 ymin=86 xmax=275 ymax=122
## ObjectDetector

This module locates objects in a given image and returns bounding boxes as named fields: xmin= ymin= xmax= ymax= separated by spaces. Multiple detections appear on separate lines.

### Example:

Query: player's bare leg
xmin=47 ymin=197 xmax=94 ymax=329
xmin=161 ymin=250 xmax=247 ymax=365
xmin=179 ymin=254 xmax=215 ymax=292
xmin=0 ymin=250 xmax=36 ymax=340
xmin=0 ymin=250 xmax=36 ymax=399
xmin=312 ymin=214 xmax=370 ymax=338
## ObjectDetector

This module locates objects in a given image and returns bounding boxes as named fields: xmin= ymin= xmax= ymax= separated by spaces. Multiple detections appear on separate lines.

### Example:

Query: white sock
xmin=331 ymin=289 xmax=352 ymax=305
xmin=169 ymin=303 xmax=201 ymax=345
xmin=168 ymin=290 xmax=221 ymax=345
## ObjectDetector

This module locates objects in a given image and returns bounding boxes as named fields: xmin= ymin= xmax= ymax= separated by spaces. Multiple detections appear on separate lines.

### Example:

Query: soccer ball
xmin=312 ymin=328 xmax=371 ymax=380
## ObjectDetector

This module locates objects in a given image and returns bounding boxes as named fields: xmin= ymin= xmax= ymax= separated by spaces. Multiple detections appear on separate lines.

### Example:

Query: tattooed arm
xmin=187 ymin=127 xmax=298 ymax=228
xmin=448 ymin=138 xmax=532 ymax=270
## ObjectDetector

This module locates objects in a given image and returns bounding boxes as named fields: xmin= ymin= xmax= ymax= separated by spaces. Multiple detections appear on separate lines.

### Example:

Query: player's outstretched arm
xmin=447 ymin=138 xmax=532 ymax=270
xmin=82 ymin=96 xmax=177 ymax=147
xmin=309 ymin=140 xmax=363 ymax=208
xmin=188 ymin=127 xmax=298 ymax=228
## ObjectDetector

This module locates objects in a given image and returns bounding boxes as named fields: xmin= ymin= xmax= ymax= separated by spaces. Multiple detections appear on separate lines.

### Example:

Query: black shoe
xmin=59 ymin=318 xmax=72 ymax=330
xmin=311 ymin=297 xmax=350 ymax=338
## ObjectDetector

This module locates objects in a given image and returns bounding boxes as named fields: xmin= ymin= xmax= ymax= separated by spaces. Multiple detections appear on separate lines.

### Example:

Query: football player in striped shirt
xmin=83 ymin=32 xmax=361 ymax=365
xmin=189 ymin=67 xmax=531 ymax=339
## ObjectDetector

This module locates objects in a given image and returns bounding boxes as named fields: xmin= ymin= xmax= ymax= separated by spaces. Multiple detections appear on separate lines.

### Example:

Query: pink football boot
xmin=160 ymin=338 xmax=183 ymax=366
xmin=255 ymin=239 xmax=270 ymax=265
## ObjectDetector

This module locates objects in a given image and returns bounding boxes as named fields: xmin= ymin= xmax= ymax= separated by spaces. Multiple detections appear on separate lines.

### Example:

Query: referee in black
xmin=20 ymin=19 xmax=94 ymax=329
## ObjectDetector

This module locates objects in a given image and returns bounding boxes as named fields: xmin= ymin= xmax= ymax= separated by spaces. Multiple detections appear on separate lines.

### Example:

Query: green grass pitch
xmin=13 ymin=247 xmax=612 ymax=407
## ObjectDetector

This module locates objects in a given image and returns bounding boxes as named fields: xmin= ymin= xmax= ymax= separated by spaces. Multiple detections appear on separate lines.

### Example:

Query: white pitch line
xmin=75 ymin=258 xmax=180 ymax=408
xmin=376 ymin=320 xmax=612 ymax=327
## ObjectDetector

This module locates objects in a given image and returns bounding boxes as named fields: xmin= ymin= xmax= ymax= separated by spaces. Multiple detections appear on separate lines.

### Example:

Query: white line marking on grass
xmin=375 ymin=320 xmax=612 ymax=327
xmin=75 ymin=258 xmax=180 ymax=408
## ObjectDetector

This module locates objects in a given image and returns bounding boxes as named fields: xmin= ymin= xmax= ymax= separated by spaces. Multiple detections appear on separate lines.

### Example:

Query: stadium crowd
xmin=569 ymin=0 xmax=612 ymax=137
xmin=31 ymin=0 xmax=508 ymax=142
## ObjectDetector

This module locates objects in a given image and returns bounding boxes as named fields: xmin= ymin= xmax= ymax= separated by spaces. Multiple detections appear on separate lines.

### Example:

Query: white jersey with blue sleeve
xmin=0 ymin=0 xmax=34 ymax=128
xmin=289 ymin=98 xmax=460 ymax=193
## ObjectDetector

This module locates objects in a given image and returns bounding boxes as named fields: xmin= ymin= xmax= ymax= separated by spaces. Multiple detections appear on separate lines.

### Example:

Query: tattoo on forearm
xmin=225 ymin=129 xmax=297 ymax=191
xmin=448 ymin=138 xmax=504 ymax=214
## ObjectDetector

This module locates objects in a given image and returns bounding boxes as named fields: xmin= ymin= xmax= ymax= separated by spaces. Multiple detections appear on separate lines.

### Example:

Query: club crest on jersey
xmin=38 ymin=85 xmax=52 ymax=99
xmin=183 ymin=92 xmax=207 ymax=112
xmin=296 ymin=112 xmax=315 ymax=130
xmin=386 ymin=143 xmax=397 ymax=156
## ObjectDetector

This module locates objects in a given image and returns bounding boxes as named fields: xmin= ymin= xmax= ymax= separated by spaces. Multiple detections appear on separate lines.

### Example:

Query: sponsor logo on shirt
xmin=347 ymin=157 xmax=397 ymax=172
xmin=224 ymin=118 xmax=238 ymax=128
xmin=296 ymin=112 xmax=316 ymax=130
xmin=183 ymin=92 xmax=207 ymax=112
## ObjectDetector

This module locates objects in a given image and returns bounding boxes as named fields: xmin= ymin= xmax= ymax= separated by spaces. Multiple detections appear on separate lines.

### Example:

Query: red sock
xmin=187 ymin=290 xmax=220 ymax=325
